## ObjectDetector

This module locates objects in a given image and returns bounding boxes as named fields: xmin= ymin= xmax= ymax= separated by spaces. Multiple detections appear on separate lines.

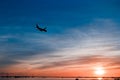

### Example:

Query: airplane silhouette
xmin=36 ymin=24 xmax=47 ymax=32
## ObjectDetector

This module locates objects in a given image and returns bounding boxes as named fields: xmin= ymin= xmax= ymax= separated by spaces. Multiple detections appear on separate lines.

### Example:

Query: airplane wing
xmin=44 ymin=27 xmax=47 ymax=29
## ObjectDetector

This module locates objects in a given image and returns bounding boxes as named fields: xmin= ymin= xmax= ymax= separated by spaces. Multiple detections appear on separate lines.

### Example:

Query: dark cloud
xmin=35 ymin=55 xmax=120 ymax=70
xmin=0 ymin=57 xmax=21 ymax=68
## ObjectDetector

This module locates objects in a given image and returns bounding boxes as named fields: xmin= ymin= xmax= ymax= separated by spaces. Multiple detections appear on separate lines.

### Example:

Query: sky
xmin=0 ymin=0 xmax=120 ymax=77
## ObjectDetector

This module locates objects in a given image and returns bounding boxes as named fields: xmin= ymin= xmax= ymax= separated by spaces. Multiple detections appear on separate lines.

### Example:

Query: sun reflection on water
xmin=97 ymin=77 xmax=103 ymax=80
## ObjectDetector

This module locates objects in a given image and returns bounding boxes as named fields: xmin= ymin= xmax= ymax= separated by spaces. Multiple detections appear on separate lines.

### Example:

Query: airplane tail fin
xmin=36 ymin=24 xmax=39 ymax=27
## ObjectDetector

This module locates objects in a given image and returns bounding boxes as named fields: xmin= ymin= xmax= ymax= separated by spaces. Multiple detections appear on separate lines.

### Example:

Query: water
xmin=0 ymin=78 xmax=115 ymax=80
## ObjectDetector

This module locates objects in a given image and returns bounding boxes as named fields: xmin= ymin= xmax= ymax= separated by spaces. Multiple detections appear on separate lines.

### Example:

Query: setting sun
xmin=94 ymin=67 xmax=105 ymax=76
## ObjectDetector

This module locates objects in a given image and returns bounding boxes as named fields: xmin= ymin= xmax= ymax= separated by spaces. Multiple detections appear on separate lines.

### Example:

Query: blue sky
xmin=0 ymin=0 xmax=120 ymax=76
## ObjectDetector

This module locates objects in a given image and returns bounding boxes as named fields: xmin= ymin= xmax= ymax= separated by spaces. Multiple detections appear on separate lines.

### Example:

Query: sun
xmin=94 ymin=67 xmax=105 ymax=76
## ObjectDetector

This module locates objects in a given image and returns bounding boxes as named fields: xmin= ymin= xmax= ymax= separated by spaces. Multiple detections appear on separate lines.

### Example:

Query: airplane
xmin=36 ymin=24 xmax=47 ymax=32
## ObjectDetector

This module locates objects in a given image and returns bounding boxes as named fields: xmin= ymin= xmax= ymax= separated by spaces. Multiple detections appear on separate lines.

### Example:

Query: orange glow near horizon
xmin=1 ymin=66 xmax=120 ymax=77
xmin=1 ymin=61 xmax=120 ymax=77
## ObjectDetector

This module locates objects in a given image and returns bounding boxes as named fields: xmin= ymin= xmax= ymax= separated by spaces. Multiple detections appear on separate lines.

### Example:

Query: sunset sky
xmin=0 ymin=0 xmax=120 ymax=77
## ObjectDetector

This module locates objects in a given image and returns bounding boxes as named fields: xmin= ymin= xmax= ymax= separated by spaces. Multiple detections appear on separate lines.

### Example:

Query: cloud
xmin=34 ymin=55 xmax=120 ymax=70
xmin=27 ymin=19 xmax=120 ymax=70
xmin=0 ymin=19 xmax=120 ymax=72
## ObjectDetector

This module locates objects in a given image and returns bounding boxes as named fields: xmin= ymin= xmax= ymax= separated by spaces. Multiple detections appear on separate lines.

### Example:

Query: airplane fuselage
xmin=36 ymin=24 xmax=47 ymax=32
